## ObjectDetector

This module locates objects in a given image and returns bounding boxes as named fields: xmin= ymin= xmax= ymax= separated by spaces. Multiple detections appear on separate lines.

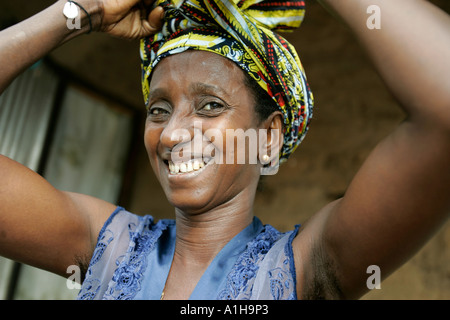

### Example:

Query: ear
xmin=259 ymin=111 xmax=284 ymax=165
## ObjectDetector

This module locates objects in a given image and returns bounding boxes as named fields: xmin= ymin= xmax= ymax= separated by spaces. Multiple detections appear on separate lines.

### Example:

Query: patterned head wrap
xmin=140 ymin=0 xmax=313 ymax=162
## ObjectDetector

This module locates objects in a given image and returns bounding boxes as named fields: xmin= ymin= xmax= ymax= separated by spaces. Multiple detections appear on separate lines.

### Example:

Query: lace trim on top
xmin=78 ymin=208 xmax=299 ymax=300
xmin=217 ymin=224 xmax=299 ymax=300
xmin=103 ymin=217 xmax=171 ymax=299
xmin=78 ymin=208 xmax=173 ymax=300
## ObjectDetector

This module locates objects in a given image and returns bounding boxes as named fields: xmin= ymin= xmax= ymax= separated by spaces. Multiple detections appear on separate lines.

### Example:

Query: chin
xmin=164 ymin=187 xmax=217 ymax=215
xmin=156 ymin=158 xmax=223 ymax=214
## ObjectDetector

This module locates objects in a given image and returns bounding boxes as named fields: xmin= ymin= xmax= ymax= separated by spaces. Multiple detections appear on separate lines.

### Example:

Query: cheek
xmin=203 ymin=118 xmax=260 ymax=165
xmin=144 ymin=125 xmax=161 ymax=167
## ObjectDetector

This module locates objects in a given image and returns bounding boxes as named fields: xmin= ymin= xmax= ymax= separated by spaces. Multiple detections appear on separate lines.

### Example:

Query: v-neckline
xmin=160 ymin=217 xmax=264 ymax=300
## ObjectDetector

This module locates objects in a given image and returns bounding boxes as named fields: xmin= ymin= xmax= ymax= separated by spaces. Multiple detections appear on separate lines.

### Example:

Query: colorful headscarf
xmin=140 ymin=0 xmax=313 ymax=162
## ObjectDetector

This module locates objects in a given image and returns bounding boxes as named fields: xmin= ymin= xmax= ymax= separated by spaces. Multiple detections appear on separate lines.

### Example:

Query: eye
xmin=203 ymin=102 xmax=219 ymax=111
xmin=149 ymin=108 xmax=168 ymax=115
xmin=199 ymin=101 xmax=226 ymax=115
xmin=147 ymin=102 xmax=171 ymax=121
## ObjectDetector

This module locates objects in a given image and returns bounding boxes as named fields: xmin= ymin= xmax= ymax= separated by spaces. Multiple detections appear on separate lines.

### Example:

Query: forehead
xmin=149 ymin=50 xmax=247 ymax=91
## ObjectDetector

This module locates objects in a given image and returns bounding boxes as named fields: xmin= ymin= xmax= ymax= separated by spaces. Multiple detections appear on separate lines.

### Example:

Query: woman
xmin=0 ymin=0 xmax=449 ymax=299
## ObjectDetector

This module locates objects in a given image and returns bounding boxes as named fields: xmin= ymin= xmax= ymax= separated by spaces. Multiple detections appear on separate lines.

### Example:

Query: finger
xmin=139 ymin=6 xmax=164 ymax=36
xmin=138 ymin=0 xmax=158 ymax=18
xmin=143 ymin=0 xmax=155 ymax=6
xmin=148 ymin=6 xmax=164 ymax=30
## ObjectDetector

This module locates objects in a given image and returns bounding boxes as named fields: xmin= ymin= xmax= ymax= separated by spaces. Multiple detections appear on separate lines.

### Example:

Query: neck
xmin=173 ymin=191 xmax=255 ymax=266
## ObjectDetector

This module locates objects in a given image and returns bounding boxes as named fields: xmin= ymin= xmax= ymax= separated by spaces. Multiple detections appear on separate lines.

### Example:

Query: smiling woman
xmin=0 ymin=0 xmax=449 ymax=300
xmin=144 ymin=51 xmax=272 ymax=214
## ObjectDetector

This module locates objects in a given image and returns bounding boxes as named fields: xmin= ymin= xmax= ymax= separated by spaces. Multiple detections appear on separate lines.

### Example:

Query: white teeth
xmin=193 ymin=160 xmax=199 ymax=170
xmin=168 ymin=159 xmax=208 ymax=175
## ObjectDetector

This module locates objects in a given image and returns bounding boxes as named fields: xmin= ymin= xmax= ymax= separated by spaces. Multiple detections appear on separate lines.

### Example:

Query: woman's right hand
xmin=96 ymin=0 xmax=164 ymax=39
xmin=0 ymin=0 xmax=163 ymax=93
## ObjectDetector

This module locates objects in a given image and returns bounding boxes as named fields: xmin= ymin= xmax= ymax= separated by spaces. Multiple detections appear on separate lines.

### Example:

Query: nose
xmin=159 ymin=111 xmax=201 ymax=161
xmin=160 ymin=116 xmax=191 ymax=149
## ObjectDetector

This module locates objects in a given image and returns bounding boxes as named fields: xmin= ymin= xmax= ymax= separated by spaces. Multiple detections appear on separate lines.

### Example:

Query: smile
xmin=167 ymin=158 xmax=211 ymax=175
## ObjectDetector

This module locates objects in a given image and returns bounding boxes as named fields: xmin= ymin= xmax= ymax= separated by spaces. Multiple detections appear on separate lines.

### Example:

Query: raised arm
xmin=294 ymin=0 xmax=450 ymax=299
xmin=0 ymin=0 xmax=162 ymax=277
xmin=0 ymin=0 xmax=163 ymax=93
xmin=317 ymin=0 xmax=450 ymax=123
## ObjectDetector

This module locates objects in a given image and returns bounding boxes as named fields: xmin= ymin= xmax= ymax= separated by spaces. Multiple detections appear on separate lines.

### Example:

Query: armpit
xmin=300 ymin=242 xmax=344 ymax=300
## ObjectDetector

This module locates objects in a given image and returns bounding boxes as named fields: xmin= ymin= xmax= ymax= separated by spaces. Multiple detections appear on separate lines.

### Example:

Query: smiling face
xmin=144 ymin=50 xmax=272 ymax=214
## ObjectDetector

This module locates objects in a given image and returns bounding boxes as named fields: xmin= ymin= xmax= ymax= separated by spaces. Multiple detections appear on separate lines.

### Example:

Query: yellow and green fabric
xmin=141 ymin=0 xmax=313 ymax=161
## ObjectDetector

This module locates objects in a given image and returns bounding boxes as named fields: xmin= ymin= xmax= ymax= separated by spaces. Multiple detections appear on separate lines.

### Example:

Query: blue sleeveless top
xmin=78 ymin=207 xmax=299 ymax=300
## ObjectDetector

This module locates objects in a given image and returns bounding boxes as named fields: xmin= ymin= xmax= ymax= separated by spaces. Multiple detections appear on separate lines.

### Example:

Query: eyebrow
xmin=190 ymin=82 xmax=230 ymax=99
xmin=147 ymin=82 xmax=231 ymax=106
xmin=147 ymin=88 xmax=169 ymax=104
